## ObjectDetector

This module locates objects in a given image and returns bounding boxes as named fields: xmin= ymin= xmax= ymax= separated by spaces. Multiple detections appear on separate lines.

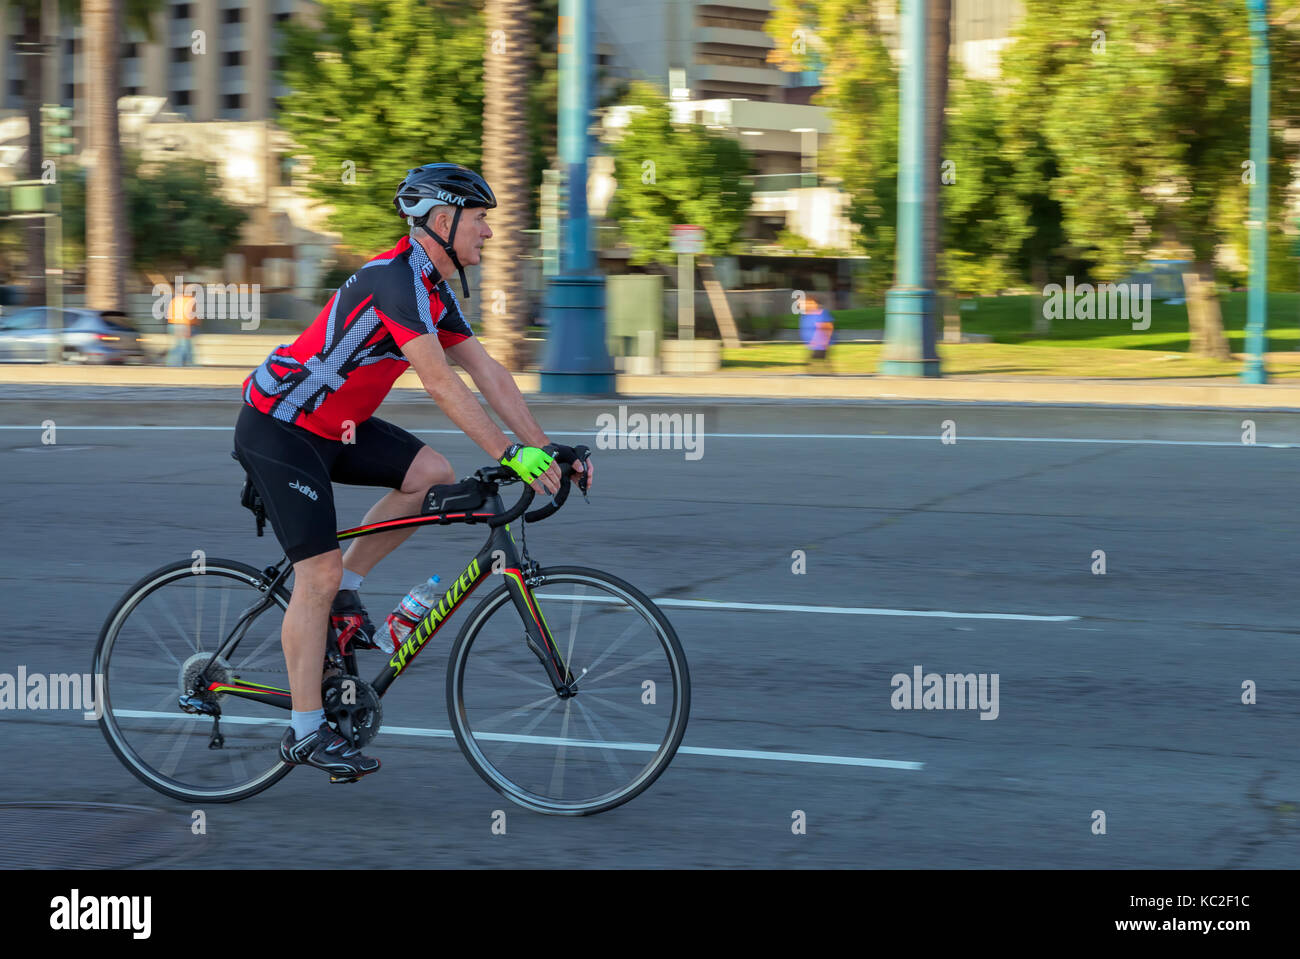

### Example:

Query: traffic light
xmin=42 ymin=105 xmax=74 ymax=156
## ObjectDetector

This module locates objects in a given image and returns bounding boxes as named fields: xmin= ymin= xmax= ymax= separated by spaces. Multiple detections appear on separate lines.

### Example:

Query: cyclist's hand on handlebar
xmin=572 ymin=456 xmax=593 ymax=491
xmin=500 ymin=443 xmax=558 ymax=493
xmin=542 ymin=442 xmax=593 ymax=493
xmin=531 ymin=459 xmax=562 ymax=497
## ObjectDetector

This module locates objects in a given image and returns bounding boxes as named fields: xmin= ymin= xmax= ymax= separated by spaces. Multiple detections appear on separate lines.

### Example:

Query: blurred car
xmin=0 ymin=307 xmax=149 ymax=363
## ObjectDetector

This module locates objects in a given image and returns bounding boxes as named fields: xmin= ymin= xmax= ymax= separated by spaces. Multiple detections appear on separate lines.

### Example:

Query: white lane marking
xmin=534 ymin=592 xmax=1077 ymax=622
xmin=110 ymin=710 xmax=922 ymax=771
xmin=0 ymin=425 xmax=1296 ymax=449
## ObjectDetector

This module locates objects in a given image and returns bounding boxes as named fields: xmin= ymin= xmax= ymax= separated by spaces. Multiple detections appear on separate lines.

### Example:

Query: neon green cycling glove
xmin=499 ymin=443 xmax=554 ymax=483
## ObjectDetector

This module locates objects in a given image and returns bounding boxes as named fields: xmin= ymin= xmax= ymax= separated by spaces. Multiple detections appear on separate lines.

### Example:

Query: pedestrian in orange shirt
xmin=166 ymin=288 xmax=198 ymax=366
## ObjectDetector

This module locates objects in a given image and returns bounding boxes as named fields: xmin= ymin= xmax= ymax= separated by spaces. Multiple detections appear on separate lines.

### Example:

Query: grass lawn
xmin=774 ymin=292 xmax=1300 ymax=346
xmin=737 ymin=290 xmax=1300 ymax=376
xmin=722 ymin=341 xmax=1300 ymax=379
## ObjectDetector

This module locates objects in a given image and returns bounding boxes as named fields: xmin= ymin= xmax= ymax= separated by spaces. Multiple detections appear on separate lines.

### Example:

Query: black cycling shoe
xmin=331 ymin=589 xmax=379 ymax=654
xmin=279 ymin=722 xmax=381 ymax=783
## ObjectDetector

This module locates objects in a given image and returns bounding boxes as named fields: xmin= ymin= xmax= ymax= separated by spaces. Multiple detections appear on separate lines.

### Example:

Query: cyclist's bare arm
xmin=446 ymin=336 xmax=594 ymax=491
xmin=445 ymin=336 xmax=548 ymax=445
xmin=401 ymin=333 xmax=561 ymax=494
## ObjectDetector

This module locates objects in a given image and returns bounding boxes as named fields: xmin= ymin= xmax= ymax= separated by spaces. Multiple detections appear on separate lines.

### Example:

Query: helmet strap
xmin=416 ymin=205 xmax=470 ymax=299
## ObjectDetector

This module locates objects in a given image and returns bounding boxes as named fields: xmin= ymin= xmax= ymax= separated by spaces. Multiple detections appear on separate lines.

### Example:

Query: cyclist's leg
xmin=333 ymin=417 xmax=454 ymax=577
xmin=233 ymin=405 xmax=346 ymax=710
xmin=281 ymin=549 xmax=341 ymax=712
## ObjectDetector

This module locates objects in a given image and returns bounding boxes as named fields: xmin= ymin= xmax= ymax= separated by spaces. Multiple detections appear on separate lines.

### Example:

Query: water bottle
xmin=378 ymin=575 xmax=440 ymax=654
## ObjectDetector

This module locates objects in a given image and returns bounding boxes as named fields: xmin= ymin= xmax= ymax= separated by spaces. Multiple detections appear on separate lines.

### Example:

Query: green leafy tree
xmin=607 ymin=83 xmax=755 ymax=266
xmin=276 ymin=0 xmax=485 ymax=254
xmin=62 ymin=153 xmax=248 ymax=276
xmin=766 ymin=0 xmax=898 ymax=290
xmin=1001 ymin=0 xmax=1300 ymax=357
xmin=940 ymin=71 xmax=1033 ymax=295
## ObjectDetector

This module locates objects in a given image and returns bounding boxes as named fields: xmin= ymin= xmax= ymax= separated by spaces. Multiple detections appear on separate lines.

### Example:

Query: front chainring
xmin=321 ymin=675 xmax=383 ymax=748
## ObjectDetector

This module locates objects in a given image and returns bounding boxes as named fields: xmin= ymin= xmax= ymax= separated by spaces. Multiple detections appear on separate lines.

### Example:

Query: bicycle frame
xmin=197 ymin=487 xmax=575 ymax=713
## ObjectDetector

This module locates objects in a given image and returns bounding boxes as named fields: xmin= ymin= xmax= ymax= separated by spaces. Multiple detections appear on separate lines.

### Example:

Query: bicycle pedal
xmin=329 ymin=774 xmax=362 ymax=784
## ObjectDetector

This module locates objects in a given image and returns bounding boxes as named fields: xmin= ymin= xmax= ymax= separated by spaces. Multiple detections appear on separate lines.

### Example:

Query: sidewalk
xmin=3 ymin=362 xmax=1300 ymax=409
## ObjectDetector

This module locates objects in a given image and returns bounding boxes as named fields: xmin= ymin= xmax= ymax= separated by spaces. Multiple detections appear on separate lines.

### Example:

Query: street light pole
xmin=539 ymin=0 xmax=616 ymax=394
xmin=42 ymin=0 xmax=62 ymax=363
xmin=1242 ymin=0 xmax=1269 ymax=384
xmin=879 ymin=0 xmax=939 ymax=377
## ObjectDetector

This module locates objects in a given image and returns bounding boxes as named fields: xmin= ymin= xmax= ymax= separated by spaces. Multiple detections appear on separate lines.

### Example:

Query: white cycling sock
xmin=291 ymin=709 xmax=325 ymax=740
xmin=340 ymin=570 xmax=364 ymax=592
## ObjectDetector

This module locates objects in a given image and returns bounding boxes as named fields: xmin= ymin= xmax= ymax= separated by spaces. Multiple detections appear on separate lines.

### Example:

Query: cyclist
xmin=232 ymin=162 xmax=593 ymax=782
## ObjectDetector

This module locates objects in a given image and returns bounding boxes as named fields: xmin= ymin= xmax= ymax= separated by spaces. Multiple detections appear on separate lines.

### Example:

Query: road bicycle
xmin=93 ymin=447 xmax=690 ymax=816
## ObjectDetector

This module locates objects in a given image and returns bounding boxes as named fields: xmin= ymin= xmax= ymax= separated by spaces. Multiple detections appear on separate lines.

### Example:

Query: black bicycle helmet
xmin=393 ymin=163 xmax=497 ymax=298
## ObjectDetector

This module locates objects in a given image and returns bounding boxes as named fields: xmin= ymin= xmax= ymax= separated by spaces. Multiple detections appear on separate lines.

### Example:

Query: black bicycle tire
xmin=93 ymin=557 xmax=296 ymax=803
xmin=446 ymin=565 xmax=690 ymax=816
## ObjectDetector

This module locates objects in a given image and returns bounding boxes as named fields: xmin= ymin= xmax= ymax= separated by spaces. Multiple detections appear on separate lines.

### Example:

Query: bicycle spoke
xmin=216 ymin=587 xmax=231 ymax=655
xmin=463 ymin=650 xmax=551 ymax=691
xmin=578 ymin=648 xmax=662 ymax=689
xmin=158 ymin=714 xmax=197 ymax=778
xmin=572 ymin=696 xmax=632 ymax=782
xmin=578 ymin=689 xmax=668 ymax=731
xmin=485 ymin=695 xmax=565 ymax=765
xmin=137 ymin=616 xmax=182 ymax=668
xmin=195 ymin=577 xmax=205 ymax=651
xmin=561 ymin=584 xmax=587 ymax=669
xmin=158 ymin=596 xmax=199 ymax=655
xmin=233 ymin=627 xmax=281 ymax=672
xmin=452 ymin=571 xmax=688 ymax=814
xmin=547 ymin=698 xmax=574 ymax=797
xmin=468 ymin=690 xmax=565 ymax=732
xmin=133 ymin=686 xmax=181 ymax=718
xmin=578 ymin=618 xmax=644 ymax=678
xmin=97 ymin=562 xmax=295 ymax=802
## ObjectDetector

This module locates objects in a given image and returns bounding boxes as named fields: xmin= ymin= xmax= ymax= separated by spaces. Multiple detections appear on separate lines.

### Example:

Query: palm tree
xmin=480 ymin=0 xmax=532 ymax=370
xmin=7 ymin=0 xmax=66 ymax=304
xmin=3 ymin=0 xmax=157 ymax=308
xmin=83 ymin=0 xmax=127 ymax=311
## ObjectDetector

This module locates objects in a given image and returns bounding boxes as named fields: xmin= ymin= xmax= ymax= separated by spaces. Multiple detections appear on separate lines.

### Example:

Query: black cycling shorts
xmin=233 ymin=404 xmax=426 ymax=563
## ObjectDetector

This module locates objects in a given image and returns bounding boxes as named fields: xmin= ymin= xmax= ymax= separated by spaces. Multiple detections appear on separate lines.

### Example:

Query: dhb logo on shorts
xmin=289 ymin=479 xmax=319 ymax=501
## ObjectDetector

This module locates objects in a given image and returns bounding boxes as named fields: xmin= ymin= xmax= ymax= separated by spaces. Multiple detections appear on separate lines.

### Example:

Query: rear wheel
xmin=447 ymin=566 xmax=690 ymax=816
xmin=94 ymin=559 xmax=295 ymax=803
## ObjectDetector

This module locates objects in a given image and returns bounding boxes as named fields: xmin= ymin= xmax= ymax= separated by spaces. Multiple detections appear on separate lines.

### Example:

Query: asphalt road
xmin=2 ymin=386 xmax=1299 ymax=868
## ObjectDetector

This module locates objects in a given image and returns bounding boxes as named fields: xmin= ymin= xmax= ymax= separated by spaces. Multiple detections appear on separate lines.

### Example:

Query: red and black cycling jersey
xmin=242 ymin=235 xmax=472 ymax=441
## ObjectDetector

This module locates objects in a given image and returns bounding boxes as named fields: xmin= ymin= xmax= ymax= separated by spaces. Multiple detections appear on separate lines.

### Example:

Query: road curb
xmin=2 ymin=365 xmax=1300 ymax=410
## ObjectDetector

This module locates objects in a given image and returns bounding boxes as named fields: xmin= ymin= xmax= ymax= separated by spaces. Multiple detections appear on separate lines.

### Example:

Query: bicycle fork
xmin=502 ymin=563 xmax=579 ymax=696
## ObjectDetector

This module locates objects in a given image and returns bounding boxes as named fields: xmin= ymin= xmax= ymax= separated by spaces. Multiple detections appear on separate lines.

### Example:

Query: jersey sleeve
xmin=375 ymin=268 xmax=438 ymax=348
xmin=430 ymin=280 xmax=474 ymax=348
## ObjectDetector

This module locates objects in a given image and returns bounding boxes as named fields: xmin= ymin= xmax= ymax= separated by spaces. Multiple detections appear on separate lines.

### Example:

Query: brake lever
xmin=577 ymin=458 xmax=590 ymax=502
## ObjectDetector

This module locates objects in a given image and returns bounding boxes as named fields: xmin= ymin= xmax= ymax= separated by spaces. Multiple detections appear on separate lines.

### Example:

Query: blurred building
xmin=594 ymin=0 xmax=1026 ymax=253
xmin=0 ymin=1 xmax=333 ymax=308
xmin=0 ymin=0 xmax=310 ymax=124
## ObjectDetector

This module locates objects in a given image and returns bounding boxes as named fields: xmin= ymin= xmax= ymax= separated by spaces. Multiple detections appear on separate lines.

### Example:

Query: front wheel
xmin=447 ymin=566 xmax=690 ymax=816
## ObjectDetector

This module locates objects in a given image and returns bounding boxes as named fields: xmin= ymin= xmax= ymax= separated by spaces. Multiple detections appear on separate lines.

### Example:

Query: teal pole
xmin=880 ymin=0 xmax=939 ymax=377
xmin=1242 ymin=0 xmax=1269 ymax=384
xmin=539 ymin=0 xmax=616 ymax=394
